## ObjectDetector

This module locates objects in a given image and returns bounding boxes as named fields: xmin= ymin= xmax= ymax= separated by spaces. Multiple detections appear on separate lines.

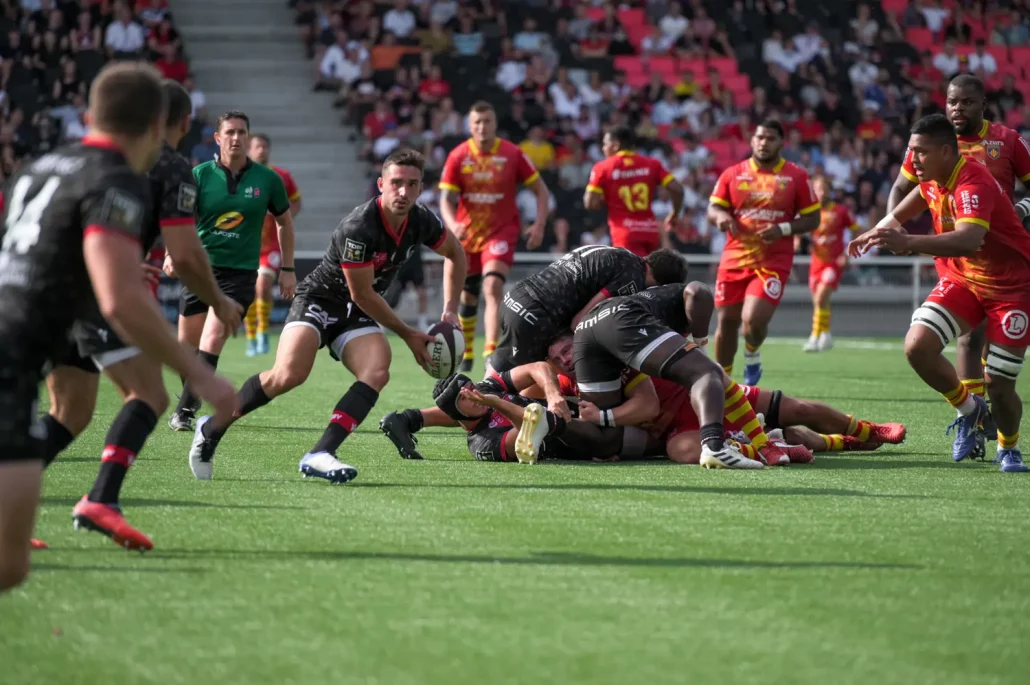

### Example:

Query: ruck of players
xmin=2 ymin=70 xmax=1028 ymax=597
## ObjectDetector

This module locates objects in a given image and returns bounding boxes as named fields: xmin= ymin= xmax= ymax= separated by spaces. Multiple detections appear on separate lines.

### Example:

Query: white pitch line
xmin=761 ymin=338 xmax=906 ymax=351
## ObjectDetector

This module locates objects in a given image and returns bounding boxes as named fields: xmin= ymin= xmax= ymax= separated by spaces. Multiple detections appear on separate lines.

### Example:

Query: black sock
xmin=458 ymin=301 xmax=477 ymax=318
xmin=202 ymin=374 xmax=272 ymax=441
xmin=402 ymin=408 xmax=424 ymax=432
xmin=88 ymin=399 xmax=158 ymax=505
xmin=39 ymin=414 xmax=75 ymax=468
xmin=700 ymin=422 xmax=725 ymax=452
xmin=310 ymin=381 xmax=379 ymax=455
xmin=544 ymin=410 xmax=567 ymax=437
xmin=175 ymin=351 xmax=220 ymax=415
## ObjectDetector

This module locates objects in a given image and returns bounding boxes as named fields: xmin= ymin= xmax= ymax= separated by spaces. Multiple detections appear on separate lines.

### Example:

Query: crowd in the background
xmin=292 ymin=0 xmax=1030 ymax=261
xmin=0 ymin=0 xmax=197 ymax=182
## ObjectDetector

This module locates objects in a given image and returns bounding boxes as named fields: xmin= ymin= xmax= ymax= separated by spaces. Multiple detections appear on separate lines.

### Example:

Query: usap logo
xmin=177 ymin=183 xmax=197 ymax=213
xmin=343 ymin=238 xmax=367 ymax=263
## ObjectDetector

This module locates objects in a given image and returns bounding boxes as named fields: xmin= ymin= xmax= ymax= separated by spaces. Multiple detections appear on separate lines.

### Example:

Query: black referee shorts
xmin=179 ymin=266 xmax=256 ymax=318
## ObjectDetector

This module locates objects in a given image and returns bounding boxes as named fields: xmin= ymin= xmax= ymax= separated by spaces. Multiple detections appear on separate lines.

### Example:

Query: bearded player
xmin=245 ymin=133 xmax=302 ymax=357
xmin=887 ymin=74 xmax=1030 ymax=410
xmin=439 ymin=101 xmax=550 ymax=374
xmin=707 ymin=120 xmax=821 ymax=385
xmin=584 ymin=125 xmax=684 ymax=256
xmin=852 ymin=114 xmax=1030 ymax=472
xmin=802 ymin=176 xmax=857 ymax=352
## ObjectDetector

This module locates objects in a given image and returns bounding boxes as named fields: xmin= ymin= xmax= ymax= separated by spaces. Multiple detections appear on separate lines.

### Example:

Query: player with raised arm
xmin=851 ymin=114 xmax=1030 ymax=471
xmin=573 ymin=282 xmax=763 ymax=469
xmin=439 ymin=101 xmax=550 ymax=374
xmin=802 ymin=176 xmax=857 ymax=352
xmin=887 ymin=74 xmax=1030 ymax=411
xmin=707 ymin=120 xmax=821 ymax=385
xmin=31 ymin=80 xmax=243 ymax=550
xmin=187 ymin=149 xmax=467 ymax=482
xmin=244 ymin=133 xmax=302 ymax=357
xmin=583 ymin=125 xmax=685 ymax=256
xmin=168 ymin=110 xmax=297 ymax=432
xmin=0 ymin=63 xmax=236 ymax=591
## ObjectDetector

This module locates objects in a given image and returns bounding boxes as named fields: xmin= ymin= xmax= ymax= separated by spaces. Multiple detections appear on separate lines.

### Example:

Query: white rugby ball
xmin=424 ymin=321 xmax=465 ymax=379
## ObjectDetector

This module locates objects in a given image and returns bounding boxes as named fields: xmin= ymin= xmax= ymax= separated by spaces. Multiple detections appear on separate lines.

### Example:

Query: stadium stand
xmin=0 ymin=0 xmax=196 ymax=175
xmin=298 ymin=0 xmax=1030 ymax=269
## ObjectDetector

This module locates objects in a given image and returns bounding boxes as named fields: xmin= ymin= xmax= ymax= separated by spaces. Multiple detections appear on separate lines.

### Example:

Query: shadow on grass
xmin=60 ymin=548 xmax=920 ymax=572
xmin=815 ymin=457 xmax=974 ymax=470
xmin=234 ymin=425 xmax=464 ymax=438
xmin=40 ymin=497 xmax=305 ymax=510
xmin=33 ymin=563 xmax=206 ymax=575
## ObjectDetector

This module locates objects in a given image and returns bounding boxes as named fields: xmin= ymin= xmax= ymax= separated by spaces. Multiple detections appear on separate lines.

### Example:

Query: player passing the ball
xmin=707 ymin=120 xmax=821 ymax=385
xmin=851 ymin=113 xmax=1030 ymax=472
xmin=187 ymin=148 xmax=467 ymax=483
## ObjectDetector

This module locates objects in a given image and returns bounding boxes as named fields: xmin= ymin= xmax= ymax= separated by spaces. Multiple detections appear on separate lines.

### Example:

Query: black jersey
xmin=521 ymin=245 xmax=647 ymax=322
xmin=630 ymin=283 xmax=689 ymax=334
xmin=0 ymin=139 xmax=150 ymax=365
xmin=298 ymin=198 xmax=446 ymax=304
xmin=146 ymin=142 xmax=197 ymax=251
xmin=463 ymin=371 xmax=538 ymax=462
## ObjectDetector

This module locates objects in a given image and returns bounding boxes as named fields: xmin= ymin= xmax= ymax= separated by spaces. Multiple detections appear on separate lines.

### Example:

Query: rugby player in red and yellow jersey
xmin=802 ymin=176 xmax=858 ymax=353
xmin=245 ymin=133 xmax=302 ymax=357
xmin=706 ymin=120 xmax=821 ymax=385
xmin=887 ymin=75 xmax=1030 ymax=406
xmin=439 ymin=101 xmax=551 ymax=374
xmin=852 ymin=113 xmax=1030 ymax=472
xmin=583 ymin=125 xmax=684 ymax=257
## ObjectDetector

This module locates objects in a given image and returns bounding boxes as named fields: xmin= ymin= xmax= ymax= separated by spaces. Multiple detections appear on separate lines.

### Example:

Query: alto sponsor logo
xmin=503 ymin=291 xmax=538 ymax=324
xmin=215 ymin=211 xmax=244 ymax=230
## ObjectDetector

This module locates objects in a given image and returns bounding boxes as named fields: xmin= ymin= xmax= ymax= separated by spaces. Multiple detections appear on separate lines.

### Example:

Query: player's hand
xmin=546 ymin=394 xmax=572 ymax=422
xmin=189 ymin=369 xmax=237 ymax=428
xmin=715 ymin=215 xmax=738 ymax=237
xmin=441 ymin=310 xmax=460 ymax=328
xmin=848 ymin=232 xmax=875 ymax=258
xmin=864 ymin=226 xmax=911 ymax=254
xmin=162 ymin=255 xmax=177 ymax=278
xmin=664 ymin=212 xmax=678 ymax=232
xmin=577 ymin=400 xmax=600 ymax=423
xmin=278 ymin=270 xmax=297 ymax=299
xmin=140 ymin=262 xmax=162 ymax=287
xmin=757 ymin=224 xmax=785 ymax=244
xmin=524 ymin=220 xmax=545 ymax=250
xmin=460 ymin=385 xmax=492 ymax=407
xmin=403 ymin=326 xmax=437 ymax=369
xmin=213 ymin=294 xmax=244 ymax=335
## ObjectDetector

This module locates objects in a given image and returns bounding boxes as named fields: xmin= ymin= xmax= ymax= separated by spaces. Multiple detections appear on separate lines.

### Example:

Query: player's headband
xmin=433 ymin=373 xmax=475 ymax=422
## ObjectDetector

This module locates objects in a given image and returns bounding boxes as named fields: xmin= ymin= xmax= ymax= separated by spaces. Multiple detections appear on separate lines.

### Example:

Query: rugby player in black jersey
xmin=574 ymin=283 xmax=763 ymax=469
xmin=487 ymin=244 xmax=687 ymax=375
xmin=0 ymin=63 xmax=236 ymax=591
xmin=29 ymin=80 xmax=243 ymax=552
xmin=187 ymin=148 xmax=467 ymax=483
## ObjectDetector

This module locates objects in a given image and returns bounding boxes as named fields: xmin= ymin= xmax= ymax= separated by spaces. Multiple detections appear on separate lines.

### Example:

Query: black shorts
xmin=489 ymin=284 xmax=564 ymax=373
xmin=69 ymin=317 xmax=141 ymax=371
xmin=284 ymin=293 xmax=382 ymax=361
xmin=572 ymin=300 xmax=685 ymax=394
xmin=179 ymin=266 xmax=256 ymax=318
xmin=396 ymin=249 xmax=424 ymax=288
xmin=0 ymin=363 xmax=43 ymax=462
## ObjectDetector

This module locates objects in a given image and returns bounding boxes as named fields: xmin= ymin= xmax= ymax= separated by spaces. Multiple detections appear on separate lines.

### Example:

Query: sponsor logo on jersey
xmin=343 ymin=238 xmax=366 ymax=263
xmin=214 ymin=211 xmax=244 ymax=230
xmin=373 ymin=252 xmax=389 ymax=268
xmin=304 ymin=303 xmax=339 ymax=329
xmin=503 ymin=291 xmax=538 ymax=324
xmin=177 ymin=183 xmax=197 ymax=213
xmin=99 ymin=187 xmax=144 ymax=234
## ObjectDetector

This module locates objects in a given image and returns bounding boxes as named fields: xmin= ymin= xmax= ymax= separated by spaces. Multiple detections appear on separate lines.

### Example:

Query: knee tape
xmin=463 ymin=275 xmax=482 ymax=295
xmin=985 ymin=345 xmax=1023 ymax=381
xmin=618 ymin=426 xmax=649 ymax=458
xmin=911 ymin=303 xmax=960 ymax=347
xmin=483 ymin=270 xmax=507 ymax=285
xmin=765 ymin=390 xmax=784 ymax=430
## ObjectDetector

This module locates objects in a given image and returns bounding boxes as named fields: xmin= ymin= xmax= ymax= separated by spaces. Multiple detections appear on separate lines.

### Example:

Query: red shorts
xmin=715 ymin=266 xmax=789 ymax=307
xmin=259 ymin=249 xmax=281 ymax=277
xmin=465 ymin=234 xmax=517 ymax=277
xmin=808 ymin=258 xmax=842 ymax=292
xmin=925 ymin=278 xmax=1030 ymax=347
xmin=611 ymin=232 xmax=659 ymax=258
xmin=665 ymin=383 xmax=764 ymax=440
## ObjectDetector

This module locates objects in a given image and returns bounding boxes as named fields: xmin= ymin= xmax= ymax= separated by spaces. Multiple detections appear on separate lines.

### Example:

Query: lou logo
xmin=215 ymin=211 xmax=244 ymax=229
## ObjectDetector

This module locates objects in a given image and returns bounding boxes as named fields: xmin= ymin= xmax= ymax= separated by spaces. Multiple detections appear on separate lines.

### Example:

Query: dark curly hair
xmin=644 ymin=248 xmax=688 ymax=285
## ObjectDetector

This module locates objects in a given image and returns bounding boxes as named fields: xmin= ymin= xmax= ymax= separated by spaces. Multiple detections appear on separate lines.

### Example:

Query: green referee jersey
xmin=193 ymin=159 xmax=290 ymax=270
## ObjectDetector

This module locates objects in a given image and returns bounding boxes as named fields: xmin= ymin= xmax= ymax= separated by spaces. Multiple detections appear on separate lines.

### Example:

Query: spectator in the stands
xmin=383 ymin=0 xmax=416 ymax=41
xmin=992 ymin=9 xmax=1030 ymax=47
xmin=851 ymin=3 xmax=878 ymax=47
xmin=104 ymin=1 xmax=145 ymax=59
xmin=519 ymin=126 xmax=555 ymax=171
xmin=989 ymin=74 xmax=1025 ymax=118
xmin=70 ymin=10 xmax=102 ymax=51
xmin=191 ymin=126 xmax=218 ymax=166
xmin=431 ymin=96 xmax=462 ymax=137
xmin=906 ymin=50 xmax=942 ymax=92
xmin=418 ymin=64 xmax=450 ymax=105
xmin=513 ymin=17 xmax=547 ymax=55
xmin=659 ymin=3 xmax=688 ymax=43
xmin=763 ymin=29 xmax=800 ymax=72
xmin=147 ymin=12 xmax=180 ymax=58
xmin=419 ymin=19 xmax=450 ymax=53
xmin=641 ymin=25 xmax=674 ymax=56
xmin=855 ymin=107 xmax=884 ymax=141
xmin=918 ymin=0 xmax=951 ymax=36
xmin=968 ymin=39 xmax=997 ymax=77
xmin=184 ymin=73 xmax=207 ymax=123
xmin=932 ymin=38 xmax=961 ymax=77
xmin=317 ymin=32 xmax=362 ymax=91
xmin=794 ymin=21 xmax=828 ymax=66
xmin=578 ymin=25 xmax=610 ymax=59
xmin=848 ymin=50 xmax=878 ymax=92
xmin=452 ymin=13 xmax=483 ymax=56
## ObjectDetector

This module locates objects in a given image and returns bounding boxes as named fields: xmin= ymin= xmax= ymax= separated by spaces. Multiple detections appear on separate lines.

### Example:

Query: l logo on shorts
xmin=763 ymin=276 xmax=783 ymax=299
xmin=489 ymin=241 xmax=510 ymax=256
xmin=1001 ymin=310 xmax=1029 ymax=340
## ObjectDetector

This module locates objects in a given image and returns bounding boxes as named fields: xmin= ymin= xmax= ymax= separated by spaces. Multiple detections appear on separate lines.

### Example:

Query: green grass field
xmin=2 ymin=335 xmax=1029 ymax=685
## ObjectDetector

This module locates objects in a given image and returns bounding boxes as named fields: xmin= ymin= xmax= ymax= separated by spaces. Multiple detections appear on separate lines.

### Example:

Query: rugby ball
xmin=424 ymin=321 xmax=465 ymax=379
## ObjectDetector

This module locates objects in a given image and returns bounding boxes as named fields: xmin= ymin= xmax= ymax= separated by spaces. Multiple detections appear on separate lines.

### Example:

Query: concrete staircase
xmin=170 ymin=0 xmax=368 ymax=253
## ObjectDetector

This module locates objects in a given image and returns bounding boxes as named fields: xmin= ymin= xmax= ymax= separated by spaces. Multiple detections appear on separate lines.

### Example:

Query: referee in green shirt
xmin=169 ymin=110 xmax=297 ymax=431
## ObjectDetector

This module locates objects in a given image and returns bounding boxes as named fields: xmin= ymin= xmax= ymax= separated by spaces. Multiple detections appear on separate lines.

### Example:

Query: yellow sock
xmin=724 ymin=381 xmax=768 ymax=449
xmin=256 ymin=297 xmax=270 ymax=335
xmin=744 ymin=342 xmax=759 ymax=355
xmin=244 ymin=302 xmax=258 ymax=341
xmin=813 ymin=307 xmax=830 ymax=336
xmin=960 ymin=378 xmax=985 ymax=398
xmin=482 ymin=341 xmax=497 ymax=359
xmin=459 ymin=313 xmax=476 ymax=361
xmin=821 ymin=434 xmax=845 ymax=451
xmin=722 ymin=364 xmax=733 ymax=376
xmin=998 ymin=431 xmax=1019 ymax=450
xmin=845 ymin=414 xmax=873 ymax=441
xmin=942 ymin=383 xmax=971 ymax=410
xmin=732 ymin=440 xmax=760 ymax=461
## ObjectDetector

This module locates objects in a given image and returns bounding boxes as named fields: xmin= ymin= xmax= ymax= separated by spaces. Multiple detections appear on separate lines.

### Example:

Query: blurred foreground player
xmin=439 ymin=101 xmax=549 ymax=373
xmin=187 ymin=149 xmax=467 ymax=482
xmin=244 ymin=133 xmax=302 ymax=356
xmin=583 ymin=125 xmax=684 ymax=256
xmin=852 ymin=114 xmax=1030 ymax=472
xmin=0 ymin=63 xmax=236 ymax=592
xmin=707 ymin=120 xmax=821 ymax=385
xmin=802 ymin=176 xmax=856 ymax=352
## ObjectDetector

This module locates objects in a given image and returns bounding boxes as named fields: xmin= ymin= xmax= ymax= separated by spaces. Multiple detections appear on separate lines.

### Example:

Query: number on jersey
xmin=617 ymin=182 xmax=650 ymax=211
xmin=2 ymin=175 xmax=60 ymax=254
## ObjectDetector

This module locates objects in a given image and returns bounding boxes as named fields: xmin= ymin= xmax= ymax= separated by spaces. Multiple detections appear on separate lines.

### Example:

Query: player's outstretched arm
xmin=581 ymin=377 xmax=660 ymax=428
xmin=506 ymin=362 xmax=570 ymax=420
xmin=434 ymin=230 xmax=467 ymax=325
xmin=904 ymin=221 xmax=987 ymax=257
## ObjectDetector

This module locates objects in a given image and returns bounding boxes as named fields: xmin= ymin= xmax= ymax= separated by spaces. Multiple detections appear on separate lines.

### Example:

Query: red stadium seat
xmin=656 ymin=124 xmax=672 ymax=139
xmin=626 ymin=71 xmax=650 ymax=88
xmin=647 ymin=56 xmax=678 ymax=75
xmin=906 ymin=28 xmax=934 ymax=52
xmin=725 ymin=73 xmax=750 ymax=92
xmin=625 ymin=24 xmax=651 ymax=51
xmin=881 ymin=0 xmax=908 ymax=17
xmin=585 ymin=7 xmax=605 ymax=21
xmin=678 ymin=58 xmax=707 ymax=77
xmin=706 ymin=57 xmax=739 ymax=77
xmin=1011 ymin=47 xmax=1030 ymax=69
xmin=986 ymin=45 xmax=1009 ymax=64
xmin=614 ymin=55 xmax=645 ymax=74
xmin=617 ymin=8 xmax=647 ymax=28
